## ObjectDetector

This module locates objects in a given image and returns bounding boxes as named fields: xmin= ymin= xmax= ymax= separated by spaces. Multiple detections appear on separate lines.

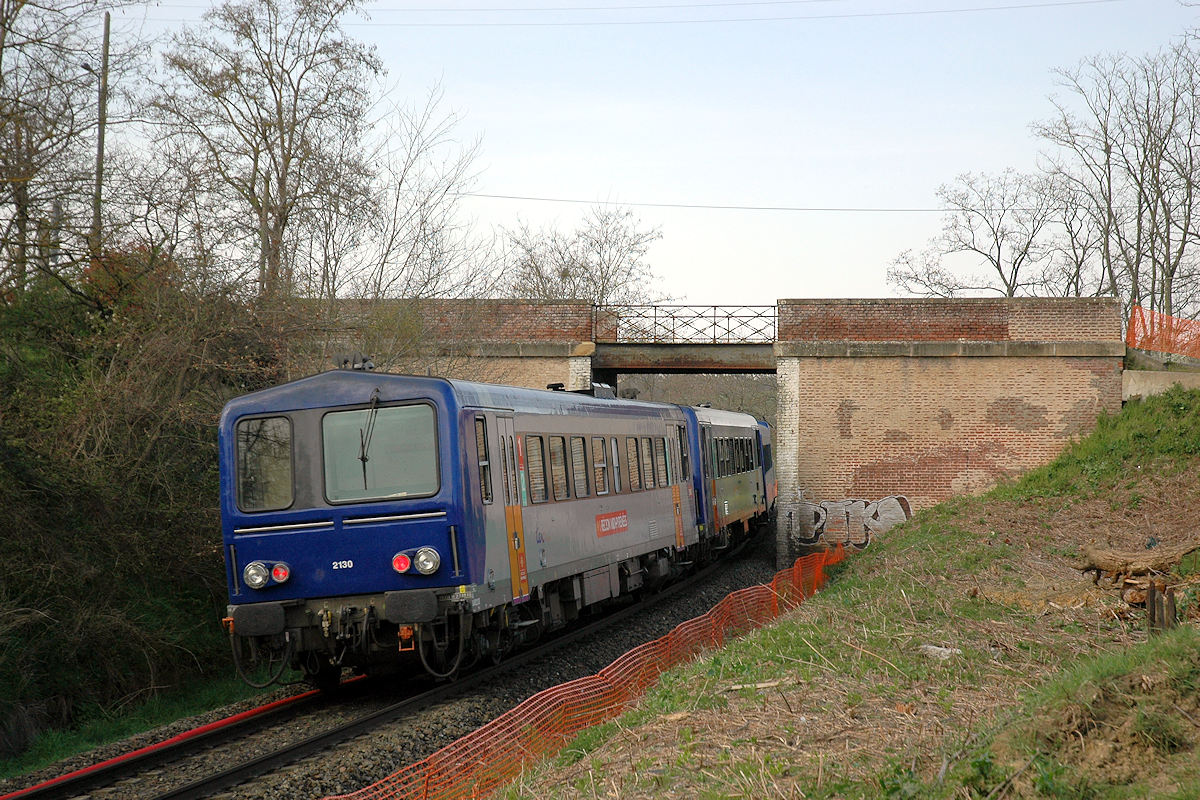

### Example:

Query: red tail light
xmin=392 ymin=552 xmax=412 ymax=573
xmin=271 ymin=563 xmax=290 ymax=583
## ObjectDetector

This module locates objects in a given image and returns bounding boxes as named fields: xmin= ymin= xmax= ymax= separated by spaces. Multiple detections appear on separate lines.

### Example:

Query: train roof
xmin=691 ymin=405 xmax=761 ymax=428
xmin=219 ymin=369 xmax=689 ymax=425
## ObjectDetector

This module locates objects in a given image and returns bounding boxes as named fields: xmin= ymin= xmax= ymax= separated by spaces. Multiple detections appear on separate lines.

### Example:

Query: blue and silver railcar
xmin=219 ymin=371 xmax=741 ymax=686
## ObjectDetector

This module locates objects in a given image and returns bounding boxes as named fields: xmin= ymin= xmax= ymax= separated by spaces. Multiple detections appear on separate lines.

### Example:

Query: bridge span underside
xmin=590 ymin=343 xmax=775 ymax=385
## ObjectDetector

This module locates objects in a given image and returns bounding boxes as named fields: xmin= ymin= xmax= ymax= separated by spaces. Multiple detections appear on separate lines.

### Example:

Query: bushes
xmin=0 ymin=283 xmax=282 ymax=757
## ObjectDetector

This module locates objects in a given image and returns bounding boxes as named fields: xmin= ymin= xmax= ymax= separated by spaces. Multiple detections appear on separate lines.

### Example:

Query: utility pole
xmin=90 ymin=11 xmax=110 ymax=267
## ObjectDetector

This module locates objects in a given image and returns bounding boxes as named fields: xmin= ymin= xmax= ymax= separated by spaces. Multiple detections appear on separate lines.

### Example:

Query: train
xmin=218 ymin=369 xmax=777 ymax=688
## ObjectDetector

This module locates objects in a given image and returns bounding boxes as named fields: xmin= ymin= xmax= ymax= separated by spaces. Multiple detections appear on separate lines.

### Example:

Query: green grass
xmin=929 ymin=627 xmax=1200 ymax=800
xmin=0 ymin=676 xmax=278 ymax=781
xmin=501 ymin=388 xmax=1200 ymax=799
xmin=988 ymin=385 xmax=1200 ymax=502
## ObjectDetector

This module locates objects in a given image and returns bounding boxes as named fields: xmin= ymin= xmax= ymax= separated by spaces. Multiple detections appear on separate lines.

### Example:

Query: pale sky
xmin=132 ymin=0 xmax=1199 ymax=304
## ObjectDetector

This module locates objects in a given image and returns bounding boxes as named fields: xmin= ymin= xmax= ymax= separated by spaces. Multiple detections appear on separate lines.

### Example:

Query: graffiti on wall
xmin=789 ymin=494 xmax=912 ymax=549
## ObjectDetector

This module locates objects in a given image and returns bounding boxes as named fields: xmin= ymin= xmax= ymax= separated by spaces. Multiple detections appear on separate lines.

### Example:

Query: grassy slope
xmin=504 ymin=386 xmax=1200 ymax=799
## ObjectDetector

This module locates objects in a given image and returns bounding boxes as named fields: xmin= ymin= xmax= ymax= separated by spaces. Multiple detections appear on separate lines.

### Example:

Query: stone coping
xmin=773 ymin=340 xmax=1126 ymax=358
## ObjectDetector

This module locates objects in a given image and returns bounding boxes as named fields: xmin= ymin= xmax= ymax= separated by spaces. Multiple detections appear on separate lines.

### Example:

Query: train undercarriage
xmin=228 ymin=516 xmax=765 ymax=690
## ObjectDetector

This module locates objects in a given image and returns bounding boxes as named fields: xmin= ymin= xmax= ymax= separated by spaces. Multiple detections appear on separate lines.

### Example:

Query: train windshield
xmin=323 ymin=403 xmax=439 ymax=502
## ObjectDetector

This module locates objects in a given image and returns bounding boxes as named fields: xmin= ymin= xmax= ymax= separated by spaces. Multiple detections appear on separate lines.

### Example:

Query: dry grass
xmin=500 ymin=458 xmax=1200 ymax=799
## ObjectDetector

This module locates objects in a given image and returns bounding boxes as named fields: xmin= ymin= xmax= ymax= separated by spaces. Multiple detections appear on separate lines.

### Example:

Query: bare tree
xmin=889 ymin=169 xmax=1055 ymax=297
xmin=1036 ymin=174 xmax=1107 ymax=298
xmin=0 ymin=1 xmax=140 ymax=299
xmin=154 ymin=0 xmax=382 ymax=301
xmin=504 ymin=206 xmax=666 ymax=306
xmin=1035 ymin=41 xmax=1200 ymax=319
xmin=348 ymin=88 xmax=490 ymax=303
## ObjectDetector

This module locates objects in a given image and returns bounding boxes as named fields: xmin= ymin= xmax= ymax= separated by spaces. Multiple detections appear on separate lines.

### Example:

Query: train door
xmin=497 ymin=416 xmax=530 ymax=604
xmin=673 ymin=424 xmax=690 ymax=547
xmin=669 ymin=431 xmax=685 ymax=549
xmin=701 ymin=424 xmax=717 ymax=534
xmin=753 ymin=428 xmax=764 ymax=513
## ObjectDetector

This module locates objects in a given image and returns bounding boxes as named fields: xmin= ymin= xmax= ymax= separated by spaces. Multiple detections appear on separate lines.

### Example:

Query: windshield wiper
xmin=358 ymin=388 xmax=380 ymax=490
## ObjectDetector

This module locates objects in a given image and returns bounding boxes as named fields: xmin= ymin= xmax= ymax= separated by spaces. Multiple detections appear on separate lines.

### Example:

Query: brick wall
xmin=778 ymin=298 xmax=1121 ymax=342
xmin=774 ymin=298 xmax=1124 ymax=565
xmin=411 ymin=356 xmax=576 ymax=390
xmin=339 ymin=299 xmax=594 ymax=345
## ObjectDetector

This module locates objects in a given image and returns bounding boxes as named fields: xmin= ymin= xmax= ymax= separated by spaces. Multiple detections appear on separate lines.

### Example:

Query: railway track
xmin=5 ymin=537 xmax=763 ymax=800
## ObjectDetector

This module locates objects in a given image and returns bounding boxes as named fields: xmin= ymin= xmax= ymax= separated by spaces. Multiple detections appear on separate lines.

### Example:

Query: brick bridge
xmin=345 ymin=297 xmax=1126 ymax=564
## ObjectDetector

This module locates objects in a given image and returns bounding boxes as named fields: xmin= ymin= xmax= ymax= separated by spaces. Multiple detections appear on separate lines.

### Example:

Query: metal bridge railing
xmin=595 ymin=305 xmax=777 ymax=344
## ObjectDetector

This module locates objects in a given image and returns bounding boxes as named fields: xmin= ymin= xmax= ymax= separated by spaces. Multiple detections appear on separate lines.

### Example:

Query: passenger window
xmin=678 ymin=426 xmax=690 ymax=481
xmin=525 ymin=435 xmax=548 ymax=503
xmin=611 ymin=437 xmax=622 ymax=493
xmin=506 ymin=436 xmax=519 ymax=504
xmin=549 ymin=436 xmax=569 ymax=501
xmin=592 ymin=436 xmax=609 ymax=495
xmin=641 ymin=436 xmax=656 ymax=489
xmin=474 ymin=417 xmax=492 ymax=504
xmin=499 ymin=437 xmax=512 ymax=505
xmin=570 ymin=436 xmax=589 ymax=498
xmin=654 ymin=438 xmax=668 ymax=487
xmin=702 ymin=430 xmax=712 ymax=480
xmin=626 ymin=437 xmax=642 ymax=491
xmin=666 ymin=438 xmax=676 ymax=486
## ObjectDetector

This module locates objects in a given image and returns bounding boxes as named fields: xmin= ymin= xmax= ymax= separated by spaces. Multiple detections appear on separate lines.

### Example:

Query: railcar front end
xmin=219 ymin=371 xmax=479 ymax=687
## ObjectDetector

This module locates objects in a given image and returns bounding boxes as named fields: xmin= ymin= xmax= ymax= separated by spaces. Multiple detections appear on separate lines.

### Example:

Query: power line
xmin=140 ymin=0 xmax=1125 ymax=27
xmin=372 ymin=0 xmax=1124 ymax=26
xmin=397 ymin=0 xmax=839 ymax=10
xmin=457 ymin=191 xmax=947 ymax=212
xmin=139 ymin=0 xmax=844 ymax=10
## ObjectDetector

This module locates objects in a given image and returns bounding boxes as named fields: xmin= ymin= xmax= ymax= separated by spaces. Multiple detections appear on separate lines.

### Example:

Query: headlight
xmin=243 ymin=561 xmax=270 ymax=589
xmin=413 ymin=546 xmax=440 ymax=575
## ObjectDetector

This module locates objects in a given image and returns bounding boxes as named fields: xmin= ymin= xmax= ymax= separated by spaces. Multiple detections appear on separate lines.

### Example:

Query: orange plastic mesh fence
xmin=323 ymin=545 xmax=845 ymax=800
xmin=1127 ymin=305 xmax=1200 ymax=360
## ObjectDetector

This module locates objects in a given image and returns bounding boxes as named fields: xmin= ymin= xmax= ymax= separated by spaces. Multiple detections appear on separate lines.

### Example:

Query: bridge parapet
xmin=596 ymin=305 xmax=776 ymax=344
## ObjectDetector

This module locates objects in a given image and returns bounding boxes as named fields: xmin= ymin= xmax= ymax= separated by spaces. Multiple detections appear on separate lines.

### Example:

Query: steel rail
xmin=151 ymin=540 xmax=752 ymax=800
xmin=0 ymin=687 xmax=331 ymax=800
xmin=3 ymin=536 xmax=754 ymax=800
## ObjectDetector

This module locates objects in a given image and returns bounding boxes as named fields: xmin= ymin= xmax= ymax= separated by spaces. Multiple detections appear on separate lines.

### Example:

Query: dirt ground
xmin=505 ymin=468 xmax=1200 ymax=798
